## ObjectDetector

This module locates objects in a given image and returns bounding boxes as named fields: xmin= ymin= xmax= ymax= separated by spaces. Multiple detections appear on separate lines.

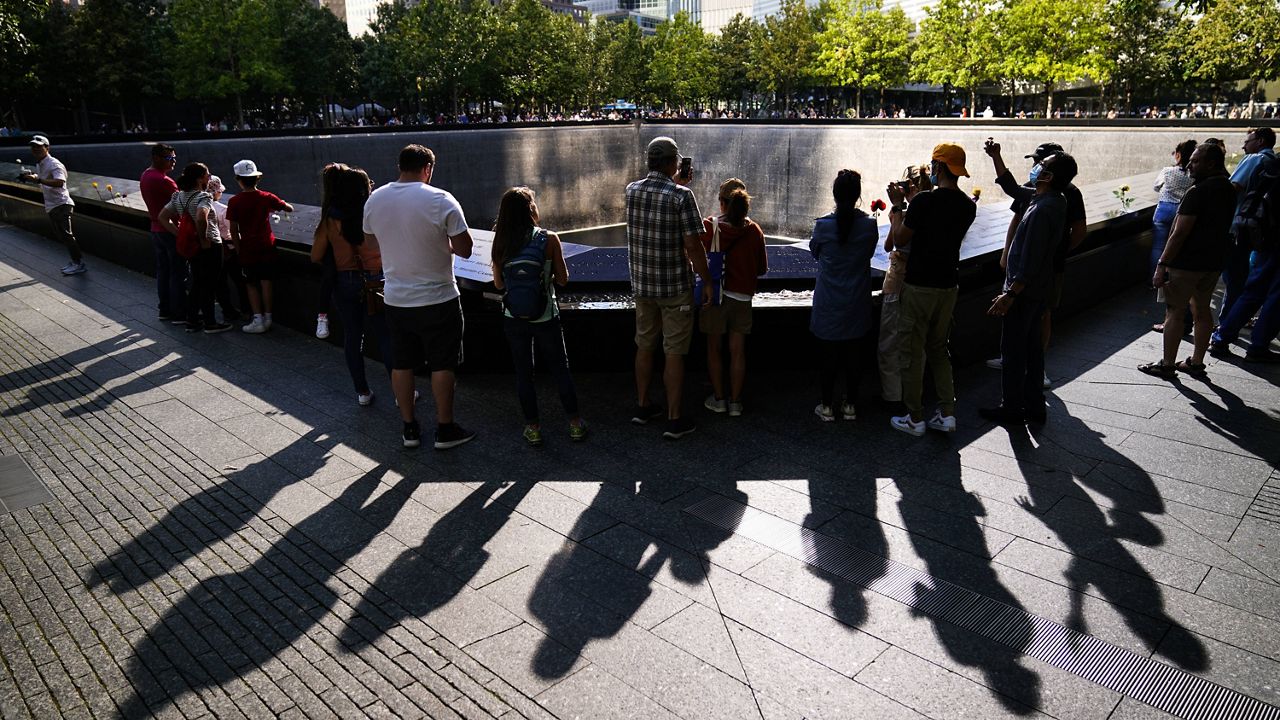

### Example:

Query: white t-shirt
xmin=362 ymin=181 xmax=468 ymax=307
xmin=36 ymin=155 xmax=74 ymax=211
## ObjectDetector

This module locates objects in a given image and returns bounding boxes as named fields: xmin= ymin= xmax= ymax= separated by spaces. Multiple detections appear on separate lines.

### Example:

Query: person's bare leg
xmin=245 ymin=282 xmax=263 ymax=315
xmin=729 ymin=332 xmax=747 ymax=402
xmin=431 ymin=369 xmax=455 ymax=425
xmin=664 ymin=353 xmax=684 ymax=419
xmin=392 ymin=369 xmax=416 ymax=423
xmin=706 ymin=333 xmax=724 ymax=400
xmin=1161 ymin=305 xmax=1183 ymax=365
xmin=1190 ymin=298 xmax=1212 ymax=364
xmin=260 ymin=279 xmax=273 ymax=314
xmin=635 ymin=347 xmax=654 ymax=407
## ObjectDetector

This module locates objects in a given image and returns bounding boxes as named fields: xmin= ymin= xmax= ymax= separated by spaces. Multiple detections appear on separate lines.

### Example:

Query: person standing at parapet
xmin=886 ymin=143 xmax=977 ymax=437
xmin=982 ymin=149 xmax=1078 ymax=424
xmin=625 ymin=136 xmax=713 ymax=440
xmin=141 ymin=144 xmax=184 ymax=321
xmin=985 ymin=140 xmax=1087 ymax=389
xmin=227 ymin=159 xmax=292 ymax=334
xmin=1218 ymin=128 xmax=1277 ymax=323
xmin=362 ymin=144 xmax=476 ymax=451
xmin=20 ymin=135 xmax=86 ymax=276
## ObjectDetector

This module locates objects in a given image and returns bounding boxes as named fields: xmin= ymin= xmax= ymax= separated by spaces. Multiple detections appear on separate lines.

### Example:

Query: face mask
xmin=1029 ymin=163 xmax=1043 ymax=184
xmin=929 ymin=173 xmax=938 ymax=186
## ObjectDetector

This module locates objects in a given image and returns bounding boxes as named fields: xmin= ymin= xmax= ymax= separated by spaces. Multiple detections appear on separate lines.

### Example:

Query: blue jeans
xmin=1214 ymin=248 xmax=1280 ymax=354
xmin=1219 ymin=238 xmax=1254 ymax=322
xmin=504 ymin=316 xmax=579 ymax=424
xmin=332 ymin=270 xmax=392 ymax=394
xmin=152 ymin=231 xmax=187 ymax=318
xmin=999 ymin=295 xmax=1046 ymax=415
xmin=1150 ymin=201 xmax=1178 ymax=276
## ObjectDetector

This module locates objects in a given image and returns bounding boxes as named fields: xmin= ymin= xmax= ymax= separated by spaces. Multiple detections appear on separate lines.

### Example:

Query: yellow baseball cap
xmin=932 ymin=143 xmax=970 ymax=178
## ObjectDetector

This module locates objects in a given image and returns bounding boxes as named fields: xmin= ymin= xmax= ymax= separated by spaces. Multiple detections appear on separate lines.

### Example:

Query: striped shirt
xmin=625 ymin=172 xmax=703 ymax=298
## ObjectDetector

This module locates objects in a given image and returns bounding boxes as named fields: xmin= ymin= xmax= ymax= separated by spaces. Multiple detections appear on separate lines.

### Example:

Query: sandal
xmin=1137 ymin=361 xmax=1176 ymax=379
xmin=1175 ymin=358 xmax=1207 ymax=377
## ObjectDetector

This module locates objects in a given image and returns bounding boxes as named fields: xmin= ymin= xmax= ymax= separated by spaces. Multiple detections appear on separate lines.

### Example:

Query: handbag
xmin=694 ymin=217 xmax=724 ymax=306
xmin=175 ymin=194 xmax=201 ymax=259
xmin=354 ymin=251 xmax=384 ymax=315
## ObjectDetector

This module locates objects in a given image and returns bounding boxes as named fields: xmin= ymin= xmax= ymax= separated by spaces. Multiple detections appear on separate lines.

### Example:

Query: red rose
xmin=871 ymin=199 xmax=887 ymax=212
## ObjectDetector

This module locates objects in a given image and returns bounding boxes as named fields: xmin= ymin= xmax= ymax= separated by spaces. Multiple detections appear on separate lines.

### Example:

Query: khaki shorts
xmin=699 ymin=296 xmax=753 ymax=335
xmin=1163 ymin=269 xmax=1219 ymax=311
xmin=635 ymin=291 xmax=695 ymax=355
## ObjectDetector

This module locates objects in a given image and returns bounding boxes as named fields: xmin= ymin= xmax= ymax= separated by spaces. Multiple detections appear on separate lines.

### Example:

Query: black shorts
xmin=242 ymin=260 xmax=276 ymax=282
xmin=385 ymin=298 xmax=465 ymax=371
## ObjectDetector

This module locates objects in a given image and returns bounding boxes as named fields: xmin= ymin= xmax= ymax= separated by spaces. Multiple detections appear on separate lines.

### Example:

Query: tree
xmin=997 ymin=0 xmax=1109 ymax=116
xmin=1186 ymin=0 xmax=1280 ymax=118
xmin=816 ymin=0 xmax=913 ymax=116
xmin=586 ymin=17 xmax=648 ymax=106
xmin=0 ymin=0 xmax=44 ymax=127
xmin=359 ymin=0 xmax=418 ymax=112
xmin=169 ymin=0 xmax=290 ymax=126
xmin=756 ymin=0 xmax=820 ymax=112
xmin=1100 ymin=0 xmax=1178 ymax=114
xmin=713 ymin=14 xmax=762 ymax=111
xmin=648 ymin=11 xmax=717 ymax=110
xmin=76 ymin=0 xmax=171 ymax=131
xmin=271 ymin=0 xmax=356 ymax=125
xmin=912 ymin=0 xmax=998 ymax=115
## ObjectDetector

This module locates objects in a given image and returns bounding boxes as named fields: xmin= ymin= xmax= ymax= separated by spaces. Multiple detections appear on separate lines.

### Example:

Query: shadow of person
xmin=1007 ymin=426 xmax=1208 ymax=673
xmin=116 ymin=466 xmax=409 ymax=719
xmin=338 ymin=479 xmax=535 ymax=652
xmin=88 ymin=433 xmax=335 ymax=594
xmin=893 ymin=445 xmax=1043 ymax=715
xmin=1173 ymin=378 xmax=1280 ymax=468
xmin=527 ymin=478 xmax=742 ymax=680
xmin=805 ymin=468 xmax=888 ymax=628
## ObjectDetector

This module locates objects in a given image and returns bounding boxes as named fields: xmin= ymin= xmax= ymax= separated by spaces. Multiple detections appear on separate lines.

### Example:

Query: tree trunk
xmin=1044 ymin=82 xmax=1053 ymax=118
xmin=855 ymin=87 xmax=862 ymax=118
xmin=118 ymin=100 xmax=127 ymax=133
xmin=236 ymin=93 xmax=245 ymax=128
xmin=1248 ymin=79 xmax=1259 ymax=119
xmin=139 ymin=101 xmax=148 ymax=132
xmin=969 ymin=88 xmax=976 ymax=116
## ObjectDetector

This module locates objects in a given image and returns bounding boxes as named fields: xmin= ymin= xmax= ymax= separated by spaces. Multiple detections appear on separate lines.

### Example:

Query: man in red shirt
xmin=140 ymin=144 xmax=185 ymax=321
xmin=227 ymin=159 xmax=293 ymax=333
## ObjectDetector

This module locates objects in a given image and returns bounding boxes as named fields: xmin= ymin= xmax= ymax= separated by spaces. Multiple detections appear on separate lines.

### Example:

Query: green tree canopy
xmin=713 ymin=14 xmax=762 ymax=111
xmin=816 ymin=0 xmax=913 ymax=115
xmin=1186 ymin=0 xmax=1280 ymax=117
xmin=912 ymin=0 xmax=998 ymax=114
xmin=996 ymin=0 xmax=1109 ymax=116
xmin=756 ymin=0 xmax=821 ymax=111
xmin=648 ymin=11 xmax=717 ymax=110
xmin=169 ymin=0 xmax=289 ymax=125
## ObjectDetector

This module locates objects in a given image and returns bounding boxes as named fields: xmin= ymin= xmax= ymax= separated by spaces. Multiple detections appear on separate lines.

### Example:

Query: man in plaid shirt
xmin=626 ymin=136 xmax=712 ymax=440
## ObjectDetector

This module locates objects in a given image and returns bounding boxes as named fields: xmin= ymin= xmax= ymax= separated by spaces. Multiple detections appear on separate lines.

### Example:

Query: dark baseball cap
xmin=1026 ymin=142 xmax=1064 ymax=162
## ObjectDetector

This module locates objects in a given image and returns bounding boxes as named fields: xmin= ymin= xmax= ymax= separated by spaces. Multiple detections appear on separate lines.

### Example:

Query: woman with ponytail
xmin=808 ymin=170 xmax=877 ymax=422
xmin=699 ymin=178 xmax=767 ymax=417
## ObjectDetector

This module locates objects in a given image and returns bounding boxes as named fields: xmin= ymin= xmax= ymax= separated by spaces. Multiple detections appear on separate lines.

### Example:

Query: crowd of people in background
xmin=5 ymin=100 xmax=1278 ymax=139
xmin=20 ymin=125 xmax=1279 ymax=451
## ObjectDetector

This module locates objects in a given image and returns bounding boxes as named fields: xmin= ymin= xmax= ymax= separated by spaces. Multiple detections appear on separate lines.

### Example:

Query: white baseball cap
xmin=28 ymin=135 xmax=50 ymax=147
xmin=233 ymin=159 xmax=262 ymax=178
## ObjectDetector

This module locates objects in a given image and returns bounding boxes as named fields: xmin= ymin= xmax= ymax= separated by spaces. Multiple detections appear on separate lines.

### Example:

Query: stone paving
xmin=0 ymin=220 xmax=1278 ymax=720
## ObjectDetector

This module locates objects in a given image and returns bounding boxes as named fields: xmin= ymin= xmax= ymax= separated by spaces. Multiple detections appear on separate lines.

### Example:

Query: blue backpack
xmin=501 ymin=229 xmax=549 ymax=320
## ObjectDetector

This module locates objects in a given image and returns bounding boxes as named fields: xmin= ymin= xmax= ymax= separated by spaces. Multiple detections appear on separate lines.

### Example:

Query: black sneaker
xmin=662 ymin=416 xmax=696 ymax=440
xmin=1244 ymin=349 xmax=1280 ymax=364
xmin=203 ymin=322 xmax=233 ymax=334
xmin=1208 ymin=341 xmax=1232 ymax=358
xmin=402 ymin=420 xmax=422 ymax=449
xmin=630 ymin=404 xmax=664 ymax=425
xmin=434 ymin=423 xmax=476 ymax=450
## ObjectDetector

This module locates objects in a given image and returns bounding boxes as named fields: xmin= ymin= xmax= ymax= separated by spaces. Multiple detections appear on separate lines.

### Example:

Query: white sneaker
xmin=728 ymin=401 xmax=743 ymax=417
xmin=59 ymin=262 xmax=75 ymax=274
xmin=263 ymin=315 xmax=273 ymax=330
xmin=814 ymin=404 xmax=835 ymax=422
xmin=316 ymin=315 xmax=330 ymax=339
xmin=357 ymin=391 xmax=374 ymax=406
xmin=62 ymin=261 xmax=87 ymax=276
xmin=890 ymin=414 xmax=926 ymax=437
xmin=926 ymin=410 xmax=956 ymax=433
xmin=1043 ymin=372 xmax=1052 ymax=389
xmin=985 ymin=357 xmax=1003 ymax=369
xmin=839 ymin=402 xmax=856 ymax=421
xmin=704 ymin=395 xmax=727 ymax=413
xmin=394 ymin=389 xmax=421 ymax=408
xmin=242 ymin=318 xmax=267 ymax=334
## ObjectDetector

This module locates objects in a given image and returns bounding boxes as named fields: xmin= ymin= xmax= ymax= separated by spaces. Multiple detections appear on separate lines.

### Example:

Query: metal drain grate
xmin=0 ymin=454 xmax=53 ymax=514
xmin=1246 ymin=477 xmax=1280 ymax=526
xmin=684 ymin=493 xmax=1280 ymax=720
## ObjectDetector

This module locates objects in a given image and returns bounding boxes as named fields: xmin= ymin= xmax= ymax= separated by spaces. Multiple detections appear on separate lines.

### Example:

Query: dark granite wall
xmin=45 ymin=122 xmax=1244 ymax=238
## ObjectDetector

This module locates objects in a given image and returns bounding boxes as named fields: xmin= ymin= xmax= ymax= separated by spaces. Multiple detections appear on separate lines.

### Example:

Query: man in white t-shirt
xmin=363 ymin=144 xmax=476 ymax=450
xmin=20 ymin=135 xmax=86 ymax=275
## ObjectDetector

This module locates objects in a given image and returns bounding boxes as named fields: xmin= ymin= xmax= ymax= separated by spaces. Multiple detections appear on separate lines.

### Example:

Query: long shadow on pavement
xmin=116 ymin=466 xmax=412 ymax=719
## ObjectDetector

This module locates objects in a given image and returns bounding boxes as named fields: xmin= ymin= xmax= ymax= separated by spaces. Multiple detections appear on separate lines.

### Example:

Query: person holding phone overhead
xmin=625 ymin=136 xmax=712 ymax=440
